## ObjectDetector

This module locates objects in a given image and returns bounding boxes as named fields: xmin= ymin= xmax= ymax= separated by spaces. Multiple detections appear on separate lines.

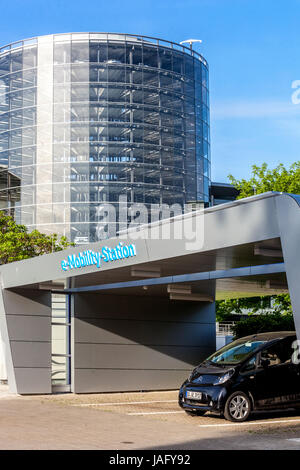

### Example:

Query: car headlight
xmin=214 ymin=369 xmax=235 ymax=385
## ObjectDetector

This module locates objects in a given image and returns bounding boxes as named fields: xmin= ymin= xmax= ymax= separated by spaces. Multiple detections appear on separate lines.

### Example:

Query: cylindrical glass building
xmin=0 ymin=33 xmax=210 ymax=243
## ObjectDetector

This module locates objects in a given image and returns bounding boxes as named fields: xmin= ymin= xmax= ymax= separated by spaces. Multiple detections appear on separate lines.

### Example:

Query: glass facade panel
xmin=0 ymin=33 xmax=210 ymax=242
xmin=51 ymin=293 xmax=70 ymax=387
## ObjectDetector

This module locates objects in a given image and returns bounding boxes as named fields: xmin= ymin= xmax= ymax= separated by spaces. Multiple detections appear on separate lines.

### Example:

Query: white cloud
xmin=211 ymin=100 xmax=300 ymax=120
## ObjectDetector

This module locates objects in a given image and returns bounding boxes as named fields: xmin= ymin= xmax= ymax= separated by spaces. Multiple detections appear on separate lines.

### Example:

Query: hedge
xmin=232 ymin=312 xmax=295 ymax=339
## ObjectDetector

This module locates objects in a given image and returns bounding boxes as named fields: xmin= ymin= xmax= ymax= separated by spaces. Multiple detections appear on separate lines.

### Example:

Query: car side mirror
xmin=261 ymin=358 xmax=270 ymax=368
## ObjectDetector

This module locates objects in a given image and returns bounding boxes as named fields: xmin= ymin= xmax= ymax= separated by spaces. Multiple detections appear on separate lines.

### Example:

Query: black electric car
xmin=179 ymin=331 xmax=300 ymax=422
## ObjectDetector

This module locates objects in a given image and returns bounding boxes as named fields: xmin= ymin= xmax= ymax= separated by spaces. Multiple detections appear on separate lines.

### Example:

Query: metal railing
xmin=216 ymin=321 xmax=235 ymax=336
xmin=0 ymin=32 xmax=208 ymax=66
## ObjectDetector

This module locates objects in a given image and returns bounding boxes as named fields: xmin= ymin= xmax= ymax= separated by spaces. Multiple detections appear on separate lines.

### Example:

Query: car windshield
xmin=206 ymin=339 xmax=267 ymax=365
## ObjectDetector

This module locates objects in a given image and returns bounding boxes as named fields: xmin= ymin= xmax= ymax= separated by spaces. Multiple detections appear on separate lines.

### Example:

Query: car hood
xmin=194 ymin=363 xmax=235 ymax=375
xmin=188 ymin=363 xmax=236 ymax=385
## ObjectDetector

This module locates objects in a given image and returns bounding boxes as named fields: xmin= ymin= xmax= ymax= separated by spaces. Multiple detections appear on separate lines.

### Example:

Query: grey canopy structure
xmin=0 ymin=192 xmax=299 ymax=394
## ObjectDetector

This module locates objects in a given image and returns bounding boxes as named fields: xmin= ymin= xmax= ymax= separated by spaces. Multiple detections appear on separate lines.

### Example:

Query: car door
xmin=254 ymin=341 xmax=296 ymax=408
xmin=238 ymin=354 xmax=259 ymax=400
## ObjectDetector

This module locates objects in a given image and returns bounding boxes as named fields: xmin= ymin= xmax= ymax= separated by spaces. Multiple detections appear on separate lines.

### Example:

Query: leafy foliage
xmin=232 ymin=312 xmax=295 ymax=339
xmin=228 ymin=162 xmax=300 ymax=199
xmin=216 ymin=297 xmax=273 ymax=322
xmin=0 ymin=211 xmax=73 ymax=264
xmin=272 ymin=294 xmax=292 ymax=315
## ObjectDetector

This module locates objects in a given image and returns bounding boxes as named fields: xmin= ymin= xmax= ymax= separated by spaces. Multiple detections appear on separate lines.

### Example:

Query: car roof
xmin=237 ymin=331 xmax=296 ymax=342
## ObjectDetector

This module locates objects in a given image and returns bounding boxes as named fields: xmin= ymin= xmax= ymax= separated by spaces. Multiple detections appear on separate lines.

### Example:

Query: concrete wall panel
xmin=74 ymin=369 xmax=195 ymax=394
xmin=10 ymin=341 xmax=51 ymax=368
xmin=14 ymin=368 xmax=52 ymax=394
xmin=2 ymin=289 xmax=51 ymax=317
xmin=75 ymin=344 xmax=212 ymax=370
xmin=74 ymin=317 xmax=215 ymax=346
xmin=74 ymin=293 xmax=215 ymax=323
xmin=0 ymin=289 xmax=52 ymax=394
xmin=6 ymin=316 xmax=51 ymax=342
xmin=73 ymin=292 xmax=215 ymax=393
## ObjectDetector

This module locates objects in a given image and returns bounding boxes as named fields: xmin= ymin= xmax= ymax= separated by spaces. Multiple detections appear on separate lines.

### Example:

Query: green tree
xmin=216 ymin=295 xmax=293 ymax=323
xmin=216 ymin=296 xmax=272 ymax=322
xmin=272 ymin=293 xmax=292 ymax=315
xmin=228 ymin=162 xmax=300 ymax=199
xmin=0 ymin=211 xmax=73 ymax=265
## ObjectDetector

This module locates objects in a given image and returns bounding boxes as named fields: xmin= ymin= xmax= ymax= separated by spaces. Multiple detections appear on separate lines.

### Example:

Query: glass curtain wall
xmin=0 ymin=42 xmax=37 ymax=224
xmin=0 ymin=34 xmax=210 ymax=243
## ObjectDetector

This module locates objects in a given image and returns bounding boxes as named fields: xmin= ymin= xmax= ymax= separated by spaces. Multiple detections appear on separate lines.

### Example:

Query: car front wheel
xmin=224 ymin=392 xmax=251 ymax=422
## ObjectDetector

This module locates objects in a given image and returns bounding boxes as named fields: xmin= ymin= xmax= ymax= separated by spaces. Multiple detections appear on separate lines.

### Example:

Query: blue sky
xmin=0 ymin=0 xmax=299 ymax=182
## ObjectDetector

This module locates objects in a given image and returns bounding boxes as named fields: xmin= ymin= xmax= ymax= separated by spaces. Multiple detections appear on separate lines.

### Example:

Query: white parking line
xmin=198 ymin=419 xmax=300 ymax=427
xmin=128 ymin=411 xmax=185 ymax=416
xmin=72 ymin=400 xmax=178 ymax=407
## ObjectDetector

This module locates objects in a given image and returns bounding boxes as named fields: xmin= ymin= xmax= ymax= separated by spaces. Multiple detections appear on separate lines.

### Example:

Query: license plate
xmin=186 ymin=391 xmax=202 ymax=400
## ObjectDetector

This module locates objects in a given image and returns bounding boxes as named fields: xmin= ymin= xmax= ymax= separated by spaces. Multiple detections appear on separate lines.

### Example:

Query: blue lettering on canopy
xmin=60 ymin=243 xmax=137 ymax=272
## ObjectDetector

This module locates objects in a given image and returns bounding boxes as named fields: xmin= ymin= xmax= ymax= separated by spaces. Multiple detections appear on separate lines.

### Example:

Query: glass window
xmin=0 ymin=54 xmax=10 ymax=77
xmin=144 ymin=148 xmax=159 ymax=165
xmin=132 ymin=45 xmax=142 ymax=66
xmin=54 ymin=42 xmax=71 ymax=64
xmin=108 ymin=105 xmax=126 ymax=122
xmin=173 ymin=52 xmax=184 ymax=75
xmin=97 ymin=66 xmax=108 ymax=82
xmin=261 ymin=339 xmax=295 ymax=366
xmin=173 ymin=115 xmax=183 ymax=133
xmin=172 ymin=96 xmax=183 ymax=113
xmin=203 ymin=176 xmax=209 ymax=197
xmin=144 ymin=109 xmax=159 ymax=126
xmin=143 ymin=46 xmax=158 ymax=69
xmin=207 ymin=339 xmax=267 ymax=365
xmin=194 ymin=60 xmax=202 ymax=83
xmin=107 ymin=86 xmax=126 ymax=103
xmin=107 ymin=43 xmax=125 ymax=64
xmin=159 ymin=48 xmax=172 ymax=71
xmin=89 ymin=42 xmax=108 ymax=63
xmin=51 ymin=293 xmax=70 ymax=387
xmin=132 ymin=108 xmax=144 ymax=123
xmin=132 ymin=69 xmax=143 ymax=85
xmin=90 ymin=85 xmax=108 ymax=103
xmin=132 ymin=128 xmax=144 ymax=143
xmin=173 ymin=76 xmax=183 ymax=94
xmin=202 ymin=64 xmax=208 ymax=87
xmin=23 ymin=68 xmax=36 ymax=87
xmin=143 ymin=70 xmax=158 ymax=88
xmin=108 ymin=66 xmax=125 ymax=83
xmin=242 ymin=355 xmax=257 ymax=372
xmin=11 ymin=51 xmax=23 ymax=72
xmin=161 ymin=111 xmax=173 ymax=128
xmin=160 ymin=92 xmax=173 ymax=109
xmin=202 ymin=85 xmax=208 ymax=106
xmin=195 ymin=82 xmax=202 ymax=103
xmin=143 ymin=90 xmax=159 ymax=106
xmin=184 ymin=56 xmax=194 ymax=78
xmin=72 ymin=65 xmax=89 ymax=82
xmin=71 ymin=42 xmax=89 ymax=63
xmin=184 ymin=78 xmax=195 ymax=98
xmin=159 ymin=72 xmax=173 ymax=90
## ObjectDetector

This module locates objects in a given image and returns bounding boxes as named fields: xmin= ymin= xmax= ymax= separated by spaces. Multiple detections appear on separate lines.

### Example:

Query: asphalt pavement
xmin=1 ymin=387 xmax=300 ymax=449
